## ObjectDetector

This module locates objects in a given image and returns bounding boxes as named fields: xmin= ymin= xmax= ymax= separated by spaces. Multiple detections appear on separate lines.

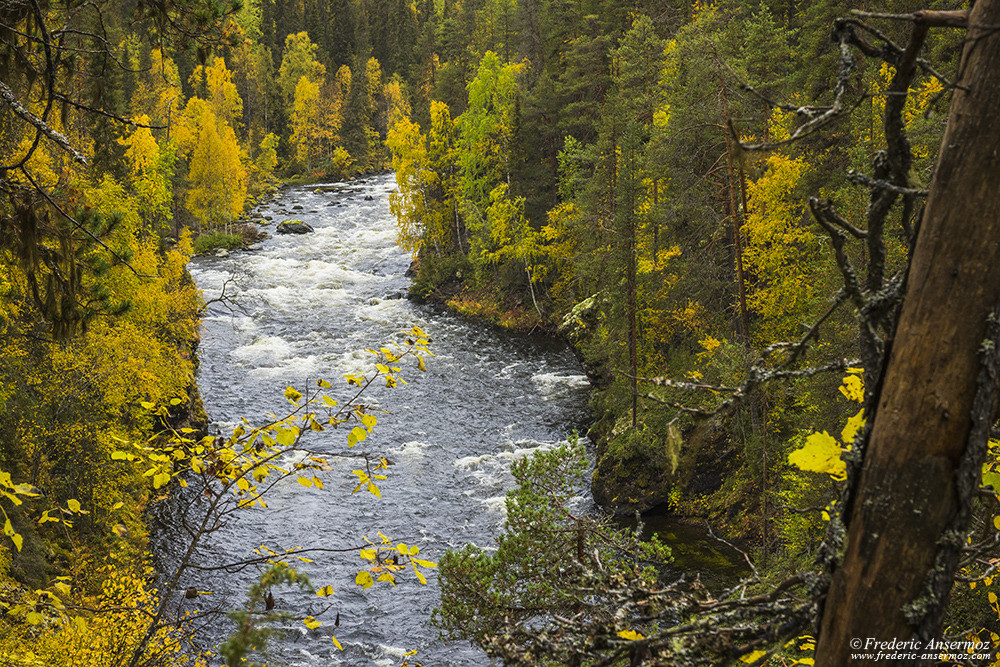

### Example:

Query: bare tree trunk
xmin=817 ymin=5 xmax=1000 ymax=663
xmin=721 ymin=88 xmax=750 ymax=343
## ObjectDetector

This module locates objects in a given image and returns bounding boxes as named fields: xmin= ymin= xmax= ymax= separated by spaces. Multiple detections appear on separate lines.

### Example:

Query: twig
xmin=706 ymin=522 xmax=758 ymax=578
xmin=846 ymin=170 xmax=928 ymax=198
xmin=0 ymin=80 xmax=88 ymax=166
xmin=20 ymin=167 xmax=149 ymax=277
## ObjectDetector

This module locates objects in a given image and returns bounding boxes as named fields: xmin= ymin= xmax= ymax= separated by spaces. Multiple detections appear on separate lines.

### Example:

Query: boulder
xmin=276 ymin=220 xmax=314 ymax=235
xmin=214 ymin=248 xmax=230 ymax=257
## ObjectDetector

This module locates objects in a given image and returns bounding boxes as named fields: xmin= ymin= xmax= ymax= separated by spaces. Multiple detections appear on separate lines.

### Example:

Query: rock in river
xmin=276 ymin=220 xmax=314 ymax=235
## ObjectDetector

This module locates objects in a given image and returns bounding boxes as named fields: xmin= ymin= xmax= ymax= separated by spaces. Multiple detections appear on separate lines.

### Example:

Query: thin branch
xmin=706 ymin=522 xmax=758 ymax=578
xmin=0 ymin=80 xmax=88 ymax=166
xmin=778 ymin=290 xmax=850 ymax=368
xmin=849 ymin=9 xmax=970 ymax=29
xmin=846 ymin=170 xmax=928 ymax=198
xmin=53 ymin=93 xmax=167 ymax=129
xmin=809 ymin=198 xmax=865 ymax=307
xmin=20 ymin=168 xmax=150 ymax=277
xmin=735 ymin=27 xmax=857 ymax=152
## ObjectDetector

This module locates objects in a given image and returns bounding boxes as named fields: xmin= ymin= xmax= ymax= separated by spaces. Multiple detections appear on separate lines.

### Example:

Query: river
xmin=180 ymin=173 xmax=592 ymax=666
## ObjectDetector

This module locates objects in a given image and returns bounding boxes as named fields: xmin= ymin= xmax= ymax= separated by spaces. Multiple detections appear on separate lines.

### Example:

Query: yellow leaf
xmin=237 ymin=477 xmax=250 ymax=492
xmin=360 ymin=548 xmax=377 ymax=560
xmin=355 ymin=571 xmax=374 ymax=589
xmin=417 ymin=356 xmax=426 ymax=372
xmin=367 ymin=481 xmax=381 ymax=498
xmin=331 ymin=635 xmax=343 ymax=650
xmin=347 ymin=426 xmax=368 ymax=448
xmin=840 ymin=409 xmax=865 ymax=445
xmin=297 ymin=477 xmax=313 ymax=488
xmin=990 ymin=592 xmax=997 ymax=604
xmin=617 ymin=629 xmax=644 ymax=640
xmin=839 ymin=374 xmax=864 ymax=403
xmin=303 ymin=616 xmax=322 ymax=630
xmin=788 ymin=431 xmax=846 ymax=480
xmin=276 ymin=427 xmax=297 ymax=447
xmin=413 ymin=568 xmax=427 ymax=584
xmin=313 ymin=476 xmax=324 ymax=490
xmin=284 ymin=386 xmax=303 ymax=403
xmin=740 ymin=650 xmax=768 ymax=664
xmin=67 ymin=498 xmax=81 ymax=513
xmin=316 ymin=585 xmax=334 ymax=597
xmin=153 ymin=472 xmax=171 ymax=489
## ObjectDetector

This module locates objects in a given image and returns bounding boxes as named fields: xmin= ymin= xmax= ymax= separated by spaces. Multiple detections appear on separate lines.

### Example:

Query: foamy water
xmin=162 ymin=174 xmax=592 ymax=666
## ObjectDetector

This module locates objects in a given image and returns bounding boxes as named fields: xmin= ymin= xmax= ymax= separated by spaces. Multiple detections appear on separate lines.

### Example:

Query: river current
xmin=182 ymin=173 xmax=592 ymax=665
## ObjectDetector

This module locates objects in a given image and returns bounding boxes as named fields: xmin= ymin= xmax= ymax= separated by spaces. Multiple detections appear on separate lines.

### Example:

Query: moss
xmin=192 ymin=231 xmax=245 ymax=254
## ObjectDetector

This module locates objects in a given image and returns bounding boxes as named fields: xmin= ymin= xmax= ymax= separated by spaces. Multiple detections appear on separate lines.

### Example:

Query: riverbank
xmin=404 ymin=252 xmax=757 ymax=544
xmin=0 ymin=236 xmax=208 ymax=665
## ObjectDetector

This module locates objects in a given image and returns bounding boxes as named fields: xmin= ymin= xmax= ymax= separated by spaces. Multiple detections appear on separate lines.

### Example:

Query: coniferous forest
xmin=3 ymin=0 xmax=1000 ymax=662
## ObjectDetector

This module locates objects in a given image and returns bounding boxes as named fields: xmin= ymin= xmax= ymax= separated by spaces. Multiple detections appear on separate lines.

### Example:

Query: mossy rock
xmin=276 ymin=220 xmax=314 ymax=235
xmin=591 ymin=419 xmax=734 ymax=517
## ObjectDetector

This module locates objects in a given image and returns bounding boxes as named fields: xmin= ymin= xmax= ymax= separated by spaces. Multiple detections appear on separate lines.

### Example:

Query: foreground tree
xmin=816 ymin=4 xmax=1000 ymax=662
xmin=431 ymin=5 xmax=1000 ymax=665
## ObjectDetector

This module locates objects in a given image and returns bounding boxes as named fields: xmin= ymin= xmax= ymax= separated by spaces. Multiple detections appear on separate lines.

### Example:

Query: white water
xmin=170 ymin=174 xmax=592 ymax=665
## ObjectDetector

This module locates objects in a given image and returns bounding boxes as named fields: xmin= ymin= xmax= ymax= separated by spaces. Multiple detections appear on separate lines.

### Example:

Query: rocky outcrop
xmin=558 ymin=292 xmax=738 ymax=521
xmin=590 ymin=416 xmax=735 ymax=517
xmin=276 ymin=220 xmax=314 ymax=235
xmin=558 ymin=294 xmax=612 ymax=388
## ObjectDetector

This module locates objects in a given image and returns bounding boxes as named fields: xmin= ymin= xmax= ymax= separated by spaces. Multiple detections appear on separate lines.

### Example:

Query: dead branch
xmin=0 ymin=80 xmax=88 ymax=167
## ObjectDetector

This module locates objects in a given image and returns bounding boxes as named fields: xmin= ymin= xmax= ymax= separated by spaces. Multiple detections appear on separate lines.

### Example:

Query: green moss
xmin=192 ymin=231 xmax=245 ymax=255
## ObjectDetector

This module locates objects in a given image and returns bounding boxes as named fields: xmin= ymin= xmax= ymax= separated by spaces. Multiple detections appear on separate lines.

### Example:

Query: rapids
xmin=178 ymin=173 xmax=591 ymax=665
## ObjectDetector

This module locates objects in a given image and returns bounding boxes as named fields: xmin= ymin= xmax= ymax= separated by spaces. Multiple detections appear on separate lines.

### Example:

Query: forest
xmin=2 ymin=0 xmax=1000 ymax=662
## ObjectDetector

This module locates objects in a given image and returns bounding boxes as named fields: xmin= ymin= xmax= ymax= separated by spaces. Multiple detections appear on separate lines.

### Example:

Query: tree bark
xmin=816 ymin=3 xmax=1000 ymax=664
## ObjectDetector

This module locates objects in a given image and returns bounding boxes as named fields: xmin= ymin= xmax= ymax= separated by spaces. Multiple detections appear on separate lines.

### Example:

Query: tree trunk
xmin=816 ymin=4 xmax=1000 ymax=664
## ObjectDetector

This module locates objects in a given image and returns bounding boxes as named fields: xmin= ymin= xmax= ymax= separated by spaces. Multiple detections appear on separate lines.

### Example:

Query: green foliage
xmin=218 ymin=563 xmax=315 ymax=667
xmin=434 ymin=436 xmax=670 ymax=645
xmin=192 ymin=231 xmax=246 ymax=254
xmin=278 ymin=32 xmax=327 ymax=114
